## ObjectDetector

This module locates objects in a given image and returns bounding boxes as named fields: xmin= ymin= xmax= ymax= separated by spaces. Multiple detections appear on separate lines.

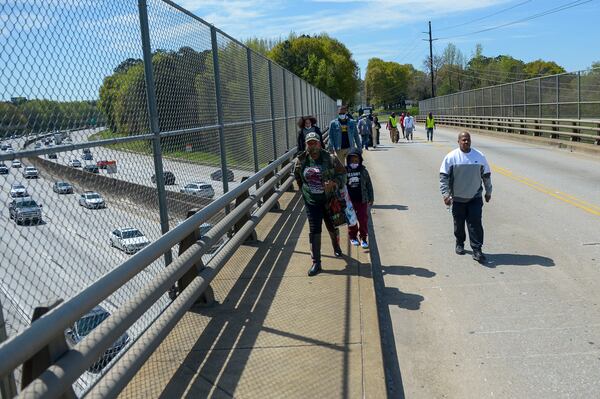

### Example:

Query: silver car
xmin=180 ymin=182 xmax=215 ymax=198
xmin=79 ymin=191 xmax=105 ymax=209
xmin=22 ymin=166 xmax=39 ymax=179
xmin=69 ymin=159 xmax=82 ymax=168
xmin=110 ymin=228 xmax=151 ymax=254
xmin=53 ymin=181 xmax=73 ymax=194
xmin=9 ymin=197 xmax=43 ymax=225
xmin=11 ymin=159 xmax=21 ymax=168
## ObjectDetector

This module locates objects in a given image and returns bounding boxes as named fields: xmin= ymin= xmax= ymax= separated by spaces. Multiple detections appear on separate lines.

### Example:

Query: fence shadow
xmin=156 ymin=193 xmax=358 ymax=398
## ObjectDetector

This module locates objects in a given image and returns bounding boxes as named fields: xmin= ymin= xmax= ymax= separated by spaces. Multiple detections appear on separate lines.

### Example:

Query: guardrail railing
xmin=416 ymin=115 xmax=600 ymax=145
xmin=0 ymin=143 xmax=307 ymax=398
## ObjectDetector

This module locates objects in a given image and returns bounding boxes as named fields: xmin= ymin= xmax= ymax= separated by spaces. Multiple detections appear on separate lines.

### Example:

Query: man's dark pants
xmin=452 ymin=196 xmax=484 ymax=251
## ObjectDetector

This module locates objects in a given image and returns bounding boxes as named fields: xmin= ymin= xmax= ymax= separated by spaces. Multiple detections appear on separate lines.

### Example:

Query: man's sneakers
xmin=472 ymin=249 xmax=487 ymax=263
xmin=361 ymin=239 xmax=369 ymax=249
xmin=455 ymin=244 xmax=465 ymax=255
xmin=350 ymin=238 xmax=360 ymax=247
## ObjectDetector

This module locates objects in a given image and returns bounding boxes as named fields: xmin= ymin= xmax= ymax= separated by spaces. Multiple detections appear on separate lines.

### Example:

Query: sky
xmin=180 ymin=0 xmax=600 ymax=77
xmin=0 ymin=0 xmax=598 ymax=101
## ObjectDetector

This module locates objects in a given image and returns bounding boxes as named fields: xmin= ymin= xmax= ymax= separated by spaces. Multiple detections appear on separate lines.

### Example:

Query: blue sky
xmin=1 ymin=0 xmax=598 ymax=101
xmin=182 ymin=0 xmax=600 ymax=77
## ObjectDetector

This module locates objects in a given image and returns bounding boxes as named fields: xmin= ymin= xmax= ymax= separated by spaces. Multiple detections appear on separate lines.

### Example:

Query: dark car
xmin=151 ymin=171 xmax=175 ymax=185
xmin=210 ymin=169 xmax=234 ymax=182
xmin=83 ymin=164 xmax=99 ymax=174
xmin=82 ymin=153 xmax=93 ymax=161
xmin=47 ymin=153 xmax=58 ymax=160
xmin=64 ymin=306 xmax=130 ymax=373
xmin=0 ymin=164 xmax=8 ymax=174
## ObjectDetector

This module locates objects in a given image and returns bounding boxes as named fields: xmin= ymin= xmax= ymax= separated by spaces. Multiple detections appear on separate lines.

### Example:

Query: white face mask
xmin=338 ymin=114 xmax=347 ymax=121
xmin=350 ymin=163 xmax=359 ymax=169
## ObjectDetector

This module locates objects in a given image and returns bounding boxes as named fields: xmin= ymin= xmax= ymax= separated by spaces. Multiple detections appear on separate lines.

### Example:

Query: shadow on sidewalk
xmin=157 ymin=193 xmax=358 ymax=398
xmin=371 ymin=204 xmax=409 ymax=211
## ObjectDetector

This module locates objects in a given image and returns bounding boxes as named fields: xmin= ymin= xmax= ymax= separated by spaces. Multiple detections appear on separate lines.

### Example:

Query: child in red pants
xmin=346 ymin=150 xmax=374 ymax=248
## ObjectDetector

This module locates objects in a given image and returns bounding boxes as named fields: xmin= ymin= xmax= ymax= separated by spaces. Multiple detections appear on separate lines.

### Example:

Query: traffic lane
xmin=0 ymin=166 xmax=171 ymax=334
xmin=366 ymin=129 xmax=600 ymax=397
xmin=427 ymin=124 xmax=600 ymax=215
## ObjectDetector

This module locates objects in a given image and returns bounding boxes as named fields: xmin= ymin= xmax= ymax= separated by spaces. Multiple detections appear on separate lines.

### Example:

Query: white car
xmin=78 ymin=191 xmax=105 ymax=209
xmin=22 ymin=166 xmax=39 ymax=179
xmin=11 ymin=159 xmax=22 ymax=168
xmin=69 ymin=159 xmax=82 ymax=168
xmin=180 ymin=182 xmax=215 ymax=198
xmin=110 ymin=228 xmax=151 ymax=254
xmin=9 ymin=182 xmax=28 ymax=198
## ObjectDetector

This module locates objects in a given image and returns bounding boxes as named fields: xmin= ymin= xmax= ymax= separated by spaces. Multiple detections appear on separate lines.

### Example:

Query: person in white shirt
xmin=403 ymin=112 xmax=415 ymax=141
xmin=439 ymin=132 xmax=492 ymax=263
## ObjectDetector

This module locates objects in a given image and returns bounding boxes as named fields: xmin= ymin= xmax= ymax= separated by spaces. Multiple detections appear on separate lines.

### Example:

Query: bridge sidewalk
xmin=120 ymin=190 xmax=386 ymax=398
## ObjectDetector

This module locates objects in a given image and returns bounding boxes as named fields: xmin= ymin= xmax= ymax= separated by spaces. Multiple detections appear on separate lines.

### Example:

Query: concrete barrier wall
xmin=27 ymin=156 xmax=221 ymax=220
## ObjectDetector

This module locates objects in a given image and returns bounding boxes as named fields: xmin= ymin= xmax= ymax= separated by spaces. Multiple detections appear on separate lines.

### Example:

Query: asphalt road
xmin=366 ymin=124 xmax=600 ymax=398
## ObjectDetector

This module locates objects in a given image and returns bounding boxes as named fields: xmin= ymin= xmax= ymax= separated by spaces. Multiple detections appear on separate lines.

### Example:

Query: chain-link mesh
xmin=420 ymin=69 xmax=600 ymax=121
xmin=0 ymin=0 xmax=336 ymax=396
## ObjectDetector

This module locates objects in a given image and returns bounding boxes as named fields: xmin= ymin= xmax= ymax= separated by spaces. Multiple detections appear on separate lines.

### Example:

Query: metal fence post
xmin=210 ymin=26 xmax=229 ymax=200
xmin=538 ymin=78 xmax=542 ymax=118
xmin=268 ymin=60 xmax=278 ymax=160
xmin=556 ymin=74 xmax=560 ymax=119
xmin=138 ymin=0 xmax=172 ymax=266
xmin=0 ymin=299 xmax=17 ymax=399
xmin=511 ymin=83 xmax=514 ymax=117
xmin=246 ymin=48 xmax=259 ymax=174
xmin=577 ymin=71 xmax=581 ymax=119
xmin=299 ymin=79 xmax=304 ymax=116
xmin=523 ymin=81 xmax=527 ymax=117
xmin=282 ymin=69 xmax=290 ymax=150
xmin=292 ymin=77 xmax=298 ymax=131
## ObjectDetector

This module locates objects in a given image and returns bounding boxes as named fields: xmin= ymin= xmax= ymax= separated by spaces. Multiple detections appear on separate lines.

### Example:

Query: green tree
xmin=365 ymin=58 xmax=411 ymax=108
xmin=269 ymin=33 xmax=359 ymax=105
xmin=524 ymin=59 xmax=566 ymax=78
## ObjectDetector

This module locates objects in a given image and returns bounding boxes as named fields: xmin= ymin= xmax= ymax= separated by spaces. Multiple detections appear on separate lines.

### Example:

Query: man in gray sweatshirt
xmin=440 ymin=132 xmax=492 ymax=263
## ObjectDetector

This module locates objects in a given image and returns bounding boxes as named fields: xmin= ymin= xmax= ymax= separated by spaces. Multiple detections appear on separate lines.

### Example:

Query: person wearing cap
xmin=297 ymin=115 xmax=324 ymax=153
xmin=328 ymin=105 xmax=361 ymax=164
xmin=294 ymin=132 xmax=347 ymax=276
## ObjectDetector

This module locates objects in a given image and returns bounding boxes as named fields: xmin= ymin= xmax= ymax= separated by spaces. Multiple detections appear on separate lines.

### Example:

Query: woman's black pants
xmin=305 ymin=201 xmax=340 ymax=265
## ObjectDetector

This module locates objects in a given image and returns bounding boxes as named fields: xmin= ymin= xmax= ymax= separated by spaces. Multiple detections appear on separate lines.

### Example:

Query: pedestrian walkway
xmin=120 ymin=191 xmax=386 ymax=398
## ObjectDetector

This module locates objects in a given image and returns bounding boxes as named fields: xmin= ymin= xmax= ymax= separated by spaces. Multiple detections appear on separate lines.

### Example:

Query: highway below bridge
xmin=367 ymin=123 xmax=600 ymax=398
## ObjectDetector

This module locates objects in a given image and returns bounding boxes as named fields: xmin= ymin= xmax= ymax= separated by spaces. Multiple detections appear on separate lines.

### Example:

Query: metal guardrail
xmin=416 ymin=115 xmax=600 ymax=145
xmin=0 ymin=145 xmax=304 ymax=399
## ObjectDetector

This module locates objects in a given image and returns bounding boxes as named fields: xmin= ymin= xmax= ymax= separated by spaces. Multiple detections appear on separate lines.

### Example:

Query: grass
xmin=88 ymin=130 xmax=253 ymax=169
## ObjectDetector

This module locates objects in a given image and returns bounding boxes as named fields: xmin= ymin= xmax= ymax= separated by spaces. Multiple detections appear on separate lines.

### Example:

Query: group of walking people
xmin=294 ymin=106 xmax=489 ymax=276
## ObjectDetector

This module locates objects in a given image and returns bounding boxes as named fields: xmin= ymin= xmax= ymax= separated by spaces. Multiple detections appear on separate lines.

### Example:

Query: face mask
xmin=350 ymin=163 xmax=359 ymax=169
xmin=338 ymin=114 xmax=347 ymax=121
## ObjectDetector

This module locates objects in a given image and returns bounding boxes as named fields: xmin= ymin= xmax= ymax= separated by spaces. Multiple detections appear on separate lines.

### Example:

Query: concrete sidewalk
xmin=120 ymin=190 xmax=386 ymax=398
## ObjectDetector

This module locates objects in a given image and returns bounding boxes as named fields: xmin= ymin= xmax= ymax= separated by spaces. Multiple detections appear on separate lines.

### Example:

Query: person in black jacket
xmin=297 ymin=116 xmax=324 ymax=153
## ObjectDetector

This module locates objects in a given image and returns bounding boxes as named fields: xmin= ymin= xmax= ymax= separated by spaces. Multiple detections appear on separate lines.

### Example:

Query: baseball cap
xmin=305 ymin=132 xmax=320 ymax=143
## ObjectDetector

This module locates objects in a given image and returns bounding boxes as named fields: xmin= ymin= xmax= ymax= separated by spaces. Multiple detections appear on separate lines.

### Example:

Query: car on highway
xmin=53 ymin=181 xmax=74 ymax=194
xmin=64 ymin=306 xmax=130 ymax=373
xmin=83 ymin=164 xmax=99 ymax=174
xmin=96 ymin=160 xmax=111 ymax=169
xmin=69 ymin=159 xmax=82 ymax=168
xmin=110 ymin=227 xmax=151 ymax=254
xmin=151 ymin=171 xmax=176 ymax=185
xmin=79 ymin=191 xmax=105 ymax=209
xmin=34 ymin=142 xmax=42 ymax=149
xmin=47 ymin=153 xmax=57 ymax=159
xmin=9 ymin=182 xmax=28 ymax=198
xmin=8 ymin=197 xmax=43 ymax=225
xmin=5 ymin=147 xmax=15 ymax=153
xmin=210 ymin=168 xmax=234 ymax=182
xmin=0 ymin=164 xmax=8 ymax=175
xmin=22 ymin=166 xmax=39 ymax=179
xmin=11 ymin=159 xmax=22 ymax=168
xmin=180 ymin=182 xmax=214 ymax=198
xmin=0 ymin=143 xmax=7 ymax=151
xmin=82 ymin=152 xmax=93 ymax=161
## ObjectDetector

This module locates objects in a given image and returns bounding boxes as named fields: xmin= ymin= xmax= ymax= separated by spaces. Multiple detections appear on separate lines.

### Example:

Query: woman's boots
xmin=308 ymin=233 xmax=322 ymax=276
xmin=329 ymin=228 xmax=343 ymax=257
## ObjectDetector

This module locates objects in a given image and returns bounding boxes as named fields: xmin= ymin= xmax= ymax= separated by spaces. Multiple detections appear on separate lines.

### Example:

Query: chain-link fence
xmin=419 ymin=69 xmax=600 ymax=119
xmin=0 ymin=0 xmax=336 ymax=395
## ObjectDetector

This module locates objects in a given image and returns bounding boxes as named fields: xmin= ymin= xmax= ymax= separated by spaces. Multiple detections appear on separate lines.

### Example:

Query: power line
xmin=435 ymin=0 xmax=532 ymax=32
xmin=438 ymin=0 xmax=596 ymax=40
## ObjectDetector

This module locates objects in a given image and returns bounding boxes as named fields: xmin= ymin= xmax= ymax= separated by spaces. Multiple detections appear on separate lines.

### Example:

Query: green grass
xmin=88 ymin=130 xmax=250 ymax=169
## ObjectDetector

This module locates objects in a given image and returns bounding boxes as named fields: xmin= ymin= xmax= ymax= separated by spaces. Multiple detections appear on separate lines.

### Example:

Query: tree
xmin=524 ymin=60 xmax=566 ymax=78
xmin=269 ymin=33 xmax=359 ymax=105
xmin=365 ymin=58 xmax=411 ymax=107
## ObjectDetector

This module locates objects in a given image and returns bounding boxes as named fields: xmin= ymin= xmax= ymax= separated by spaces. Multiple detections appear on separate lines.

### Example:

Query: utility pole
xmin=427 ymin=21 xmax=435 ymax=97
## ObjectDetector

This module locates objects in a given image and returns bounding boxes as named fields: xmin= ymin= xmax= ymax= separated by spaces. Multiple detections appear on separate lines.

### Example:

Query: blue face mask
xmin=338 ymin=114 xmax=347 ymax=121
